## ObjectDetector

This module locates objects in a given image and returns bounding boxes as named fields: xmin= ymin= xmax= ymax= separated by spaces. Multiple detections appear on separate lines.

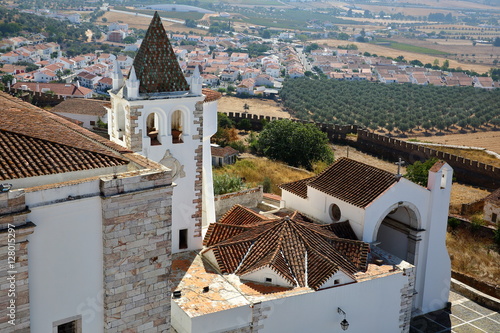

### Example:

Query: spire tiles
xmin=132 ymin=11 xmax=190 ymax=94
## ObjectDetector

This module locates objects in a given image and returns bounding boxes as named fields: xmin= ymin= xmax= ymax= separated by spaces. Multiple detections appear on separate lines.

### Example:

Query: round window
xmin=329 ymin=204 xmax=341 ymax=221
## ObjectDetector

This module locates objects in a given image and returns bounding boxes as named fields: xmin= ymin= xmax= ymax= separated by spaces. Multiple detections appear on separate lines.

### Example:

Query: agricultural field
xmin=409 ymin=131 xmax=500 ymax=155
xmin=373 ymin=39 xmax=451 ymax=55
xmin=315 ymin=38 xmax=494 ymax=73
xmin=101 ymin=10 xmax=206 ymax=34
xmin=281 ymin=78 xmax=500 ymax=132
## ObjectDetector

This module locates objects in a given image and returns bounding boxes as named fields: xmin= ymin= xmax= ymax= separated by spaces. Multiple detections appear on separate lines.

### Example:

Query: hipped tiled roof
xmin=280 ymin=158 xmax=398 ymax=207
xmin=0 ymin=91 xmax=129 ymax=181
xmin=132 ymin=11 xmax=190 ymax=94
xmin=50 ymin=98 xmax=107 ymax=116
xmin=203 ymin=208 xmax=369 ymax=290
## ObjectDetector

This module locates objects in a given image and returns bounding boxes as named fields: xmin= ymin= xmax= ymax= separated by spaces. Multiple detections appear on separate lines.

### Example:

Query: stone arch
xmin=144 ymin=110 xmax=165 ymax=146
xmin=373 ymin=201 xmax=422 ymax=265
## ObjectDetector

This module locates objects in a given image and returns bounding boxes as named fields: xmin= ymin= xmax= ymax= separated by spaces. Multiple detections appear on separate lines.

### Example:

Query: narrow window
xmin=334 ymin=279 xmax=340 ymax=285
xmin=53 ymin=316 xmax=82 ymax=333
xmin=58 ymin=321 xmax=76 ymax=333
xmin=492 ymin=213 xmax=498 ymax=223
xmin=265 ymin=277 xmax=272 ymax=283
xmin=179 ymin=229 xmax=188 ymax=250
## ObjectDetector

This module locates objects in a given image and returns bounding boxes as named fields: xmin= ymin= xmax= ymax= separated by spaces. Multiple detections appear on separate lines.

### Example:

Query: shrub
xmin=448 ymin=217 xmax=461 ymax=229
xmin=213 ymin=173 xmax=243 ymax=195
xmin=228 ymin=140 xmax=246 ymax=153
xmin=262 ymin=176 xmax=272 ymax=193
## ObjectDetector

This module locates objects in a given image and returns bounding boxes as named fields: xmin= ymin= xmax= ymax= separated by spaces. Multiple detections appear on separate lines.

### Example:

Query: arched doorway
xmin=375 ymin=203 xmax=421 ymax=264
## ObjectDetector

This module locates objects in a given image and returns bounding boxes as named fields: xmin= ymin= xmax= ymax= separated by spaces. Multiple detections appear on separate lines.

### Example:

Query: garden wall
xmin=214 ymin=186 xmax=263 ymax=220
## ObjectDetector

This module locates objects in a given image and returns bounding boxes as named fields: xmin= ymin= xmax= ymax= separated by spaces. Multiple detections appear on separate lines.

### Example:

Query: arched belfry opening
xmin=375 ymin=203 xmax=421 ymax=264
xmin=115 ymin=104 xmax=126 ymax=140
xmin=146 ymin=113 xmax=161 ymax=145
xmin=171 ymin=110 xmax=184 ymax=144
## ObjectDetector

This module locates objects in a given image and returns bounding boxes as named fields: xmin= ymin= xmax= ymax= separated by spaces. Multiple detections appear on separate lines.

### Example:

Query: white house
xmin=50 ymin=98 xmax=109 ymax=129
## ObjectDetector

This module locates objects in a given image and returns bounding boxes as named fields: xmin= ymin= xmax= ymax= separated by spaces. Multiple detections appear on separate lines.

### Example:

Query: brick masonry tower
xmin=108 ymin=12 xmax=219 ymax=254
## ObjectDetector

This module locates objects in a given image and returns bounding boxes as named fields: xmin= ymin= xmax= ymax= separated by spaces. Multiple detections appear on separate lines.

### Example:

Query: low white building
xmin=280 ymin=158 xmax=453 ymax=315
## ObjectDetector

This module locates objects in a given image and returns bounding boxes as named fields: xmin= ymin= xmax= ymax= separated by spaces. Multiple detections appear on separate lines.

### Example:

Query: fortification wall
xmin=356 ymin=130 xmax=499 ymax=190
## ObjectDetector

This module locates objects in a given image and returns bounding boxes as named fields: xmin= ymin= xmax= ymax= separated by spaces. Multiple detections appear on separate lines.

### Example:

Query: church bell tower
xmin=108 ymin=12 xmax=219 ymax=253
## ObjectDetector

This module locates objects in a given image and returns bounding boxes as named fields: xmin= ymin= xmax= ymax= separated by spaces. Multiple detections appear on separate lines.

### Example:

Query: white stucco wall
xmin=27 ymin=196 xmax=104 ymax=333
xmin=53 ymin=112 xmax=108 ymax=130
xmin=185 ymin=271 xmax=407 ymax=333
xmin=241 ymin=267 xmax=294 ymax=288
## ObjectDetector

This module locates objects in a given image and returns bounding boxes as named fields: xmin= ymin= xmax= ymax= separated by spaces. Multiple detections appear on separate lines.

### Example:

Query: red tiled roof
xmin=132 ymin=12 xmax=190 ymax=94
xmin=211 ymin=145 xmax=238 ymax=157
xmin=203 ymin=209 xmax=369 ymax=290
xmin=280 ymin=158 xmax=398 ymax=207
xmin=0 ymin=91 xmax=129 ymax=181
xmin=202 ymin=88 xmax=222 ymax=102
xmin=12 ymin=82 xmax=92 ymax=98
xmin=50 ymin=98 xmax=108 ymax=116
xmin=279 ymin=177 xmax=313 ymax=199
xmin=204 ymin=205 xmax=268 ymax=246
xmin=484 ymin=188 xmax=500 ymax=204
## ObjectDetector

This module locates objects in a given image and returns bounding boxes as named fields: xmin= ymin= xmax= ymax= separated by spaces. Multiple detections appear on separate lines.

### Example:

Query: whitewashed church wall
xmin=27 ymin=196 xmax=104 ymax=333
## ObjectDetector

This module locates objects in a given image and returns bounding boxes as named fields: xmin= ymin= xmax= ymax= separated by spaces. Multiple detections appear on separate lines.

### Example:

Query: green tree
xmin=1 ymin=74 xmax=14 ymax=86
xmin=123 ymin=36 xmax=137 ymax=44
xmin=405 ymin=158 xmax=439 ymax=186
xmin=257 ymin=120 xmax=334 ymax=170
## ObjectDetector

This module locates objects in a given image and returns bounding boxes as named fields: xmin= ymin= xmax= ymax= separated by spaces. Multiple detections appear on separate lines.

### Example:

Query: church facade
xmin=0 ymin=12 xmax=220 ymax=333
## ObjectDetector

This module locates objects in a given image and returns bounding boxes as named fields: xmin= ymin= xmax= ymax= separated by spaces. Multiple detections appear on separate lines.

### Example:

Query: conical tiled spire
xmin=132 ymin=11 xmax=190 ymax=94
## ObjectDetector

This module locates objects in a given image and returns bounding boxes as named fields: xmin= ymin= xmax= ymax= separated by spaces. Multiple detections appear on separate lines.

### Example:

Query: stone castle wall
xmin=356 ymin=130 xmax=499 ymax=190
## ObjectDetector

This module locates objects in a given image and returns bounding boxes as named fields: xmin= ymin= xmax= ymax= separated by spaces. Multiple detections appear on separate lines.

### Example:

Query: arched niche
xmin=146 ymin=112 xmax=161 ymax=146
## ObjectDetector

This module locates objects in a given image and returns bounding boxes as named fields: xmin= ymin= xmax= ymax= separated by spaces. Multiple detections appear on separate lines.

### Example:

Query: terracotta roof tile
xmin=279 ymin=177 xmax=313 ymax=199
xmin=50 ymin=98 xmax=108 ymax=116
xmin=132 ymin=12 xmax=190 ymax=94
xmin=211 ymin=145 xmax=238 ymax=157
xmin=0 ymin=91 xmax=129 ymax=181
xmin=281 ymin=158 xmax=398 ymax=207
xmin=12 ymin=82 xmax=92 ymax=97
xmin=429 ymin=160 xmax=446 ymax=172
xmin=202 ymin=88 xmax=222 ymax=102
xmin=485 ymin=188 xmax=500 ymax=204
xmin=204 ymin=209 xmax=369 ymax=290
